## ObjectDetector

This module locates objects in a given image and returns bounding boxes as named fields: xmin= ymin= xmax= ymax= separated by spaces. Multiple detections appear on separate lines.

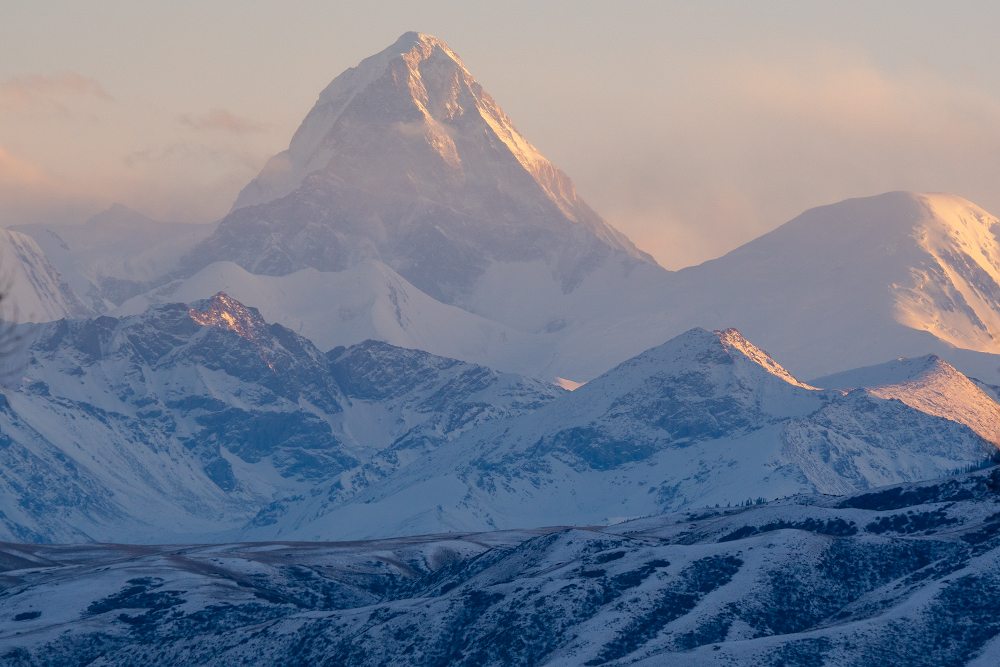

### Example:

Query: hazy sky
xmin=3 ymin=1 xmax=1000 ymax=269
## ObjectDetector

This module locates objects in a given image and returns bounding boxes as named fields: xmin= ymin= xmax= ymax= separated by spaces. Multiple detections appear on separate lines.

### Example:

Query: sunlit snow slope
xmin=549 ymin=192 xmax=1000 ymax=384
xmin=812 ymin=353 xmax=1000 ymax=446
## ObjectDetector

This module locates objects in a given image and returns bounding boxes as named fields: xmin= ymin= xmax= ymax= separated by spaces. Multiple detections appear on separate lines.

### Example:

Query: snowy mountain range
xmin=3 ymin=30 xmax=1000 ymax=664
xmin=0 ymin=296 xmax=994 ymax=544
xmin=7 ymin=36 xmax=1000 ymax=389
xmin=3 ymin=466 xmax=999 ymax=666
xmin=0 ymin=294 xmax=560 ymax=543
xmin=0 ymin=33 xmax=999 ymax=549
xmin=270 ymin=326 xmax=999 ymax=540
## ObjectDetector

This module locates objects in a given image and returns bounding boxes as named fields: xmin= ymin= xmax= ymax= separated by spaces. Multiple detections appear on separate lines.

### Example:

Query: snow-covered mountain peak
xmin=231 ymin=31 xmax=619 ymax=236
xmin=755 ymin=191 xmax=1000 ymax=356
xmin=288 ymin=328 xmax=999 ymax=538
xmin=812 ymin=352 xmax=1000 ymax=446
xmin=188 ymin=292 xmax=269 ymax=345
xmin=186 ymin=32 xmax=654 ymax=306
xmin=547 ymin=327 xmax=829 ymax=435
xmin=605 ymin=327 xmax=818 ymax=395
xmin=655 ymin=191 xmax=1000 ymax=384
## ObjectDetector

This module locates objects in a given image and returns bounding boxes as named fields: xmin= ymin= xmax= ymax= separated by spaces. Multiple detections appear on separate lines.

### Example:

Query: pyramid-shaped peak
xmin=191 ymin=33 xmax=654 ymax=307
xmin=607 ymin=327 xmax=817 ymax=392
xmin=385 ymin=31 xmax=464 ymax=64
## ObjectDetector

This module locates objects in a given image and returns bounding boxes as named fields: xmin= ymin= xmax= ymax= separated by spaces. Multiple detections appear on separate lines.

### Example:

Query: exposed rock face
xmin=179 ymin=32 xmax=655 ymax=304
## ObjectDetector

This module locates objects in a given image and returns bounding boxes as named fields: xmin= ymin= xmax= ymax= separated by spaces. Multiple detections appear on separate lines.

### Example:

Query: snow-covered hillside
xmin=0 ymin=295 xmax=559 ymax=542
xmin=450 ymin=191 xmax=1000 ymax=384
xmin=0 ymin=228 xmax=89 ymax=323
xmin=157 ymin=190 xmax=1000 ymax=386
xmin=3 ymin=302 xmax=994 ymax=544
xmin=178 ymin=32 xmax=656 ymax=311
xmin=812 ymin=353 xmax=1000 ymax=446
xmin=4 ymin=467 xmax=1000 ymax=666
xmin=267 ymin=328 xmax=999 ymax=541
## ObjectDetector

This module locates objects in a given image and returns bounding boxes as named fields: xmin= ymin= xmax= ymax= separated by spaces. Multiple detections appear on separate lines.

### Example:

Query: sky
xmin=2 ymin=1 xmax=1000 ymax=269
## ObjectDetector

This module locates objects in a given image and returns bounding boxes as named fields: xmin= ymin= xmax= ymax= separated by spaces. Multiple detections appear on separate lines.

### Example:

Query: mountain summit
xmin=180 ymin=32 xmax=655 ymax=305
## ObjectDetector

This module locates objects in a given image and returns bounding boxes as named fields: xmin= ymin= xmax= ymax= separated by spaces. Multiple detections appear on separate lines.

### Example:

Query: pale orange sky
xmin=3 ymin=1 xmax=1000 ymax=269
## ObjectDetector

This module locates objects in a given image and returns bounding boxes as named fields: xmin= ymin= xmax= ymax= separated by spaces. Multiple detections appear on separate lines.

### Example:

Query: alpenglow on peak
xmin=180 ymin=32 xmax=656 ymax=305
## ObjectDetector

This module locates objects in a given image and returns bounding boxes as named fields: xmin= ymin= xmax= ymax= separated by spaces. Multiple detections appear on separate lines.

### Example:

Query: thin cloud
xmin=0 ymin=72 xmax=112 ymax=113
xmin=123 ymin=142 xmax=264 ymax=172
xmin=178 ymin=108 xmax=268 ymax=134
xmin=0 ymin=144 xmax=102 ymax=227
xmin=0 ymin=146 xmax=47 ymax=187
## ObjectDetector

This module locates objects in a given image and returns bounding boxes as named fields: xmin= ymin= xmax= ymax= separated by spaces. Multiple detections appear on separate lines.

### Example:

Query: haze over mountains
xmin=0 ymin=32 xmax=998 ymax=543
xmin=5 ymin=30 xmax=1000 ymax=667
xmin=8 ymin=34 xmax=1000 ymax=387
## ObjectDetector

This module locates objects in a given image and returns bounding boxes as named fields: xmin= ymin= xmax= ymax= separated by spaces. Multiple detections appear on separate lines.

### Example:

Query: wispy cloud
xmin=178 ymin=108 xmax=268 ymax=134
xmin=0 ymin=146 xmax=47 ymax=186
xmin=0 ymin=72 xmax=112 ymax=114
